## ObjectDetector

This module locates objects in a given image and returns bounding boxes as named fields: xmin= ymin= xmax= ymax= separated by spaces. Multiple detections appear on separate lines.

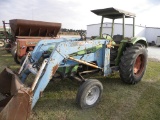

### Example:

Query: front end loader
xmin=0 ymin=68 xmax=31 ymax=120
xmin=0 ymin=38 xmax=111 ymax=119
xmin=0 ymin=7 xmax=148 ymax=120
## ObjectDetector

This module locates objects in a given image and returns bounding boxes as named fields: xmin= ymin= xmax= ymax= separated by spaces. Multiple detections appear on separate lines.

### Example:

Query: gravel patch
xmin=148 ymin=58 xmax=160 ymax=62
xmin=148 ymin=46 xmax=160 ymax=61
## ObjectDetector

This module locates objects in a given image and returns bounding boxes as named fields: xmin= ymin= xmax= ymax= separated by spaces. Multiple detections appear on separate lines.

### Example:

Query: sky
xmin=0 ymin=0 xmax=160 ymax=30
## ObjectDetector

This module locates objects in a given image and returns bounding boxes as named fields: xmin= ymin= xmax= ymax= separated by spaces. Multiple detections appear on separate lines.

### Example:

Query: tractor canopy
xmin=91 ymin=7 xmax=136 ymax=38
xmin=91 ymin=7 xmax=136 ymax=19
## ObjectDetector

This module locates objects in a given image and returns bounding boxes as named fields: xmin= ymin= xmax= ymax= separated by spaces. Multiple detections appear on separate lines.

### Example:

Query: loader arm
xmin=19 ymin=39 xmax=111 ymax=108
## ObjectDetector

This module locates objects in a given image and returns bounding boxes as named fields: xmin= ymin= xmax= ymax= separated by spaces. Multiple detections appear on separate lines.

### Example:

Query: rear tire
xmin=110 ymin=47 xmax=118 ymax=65
xmin=119 ymin=43 xmax=148 ymax=84
xmin=76 ymin=79 xmax=103 ymax=109
xmin=0 ymin=40 xmax=5 ymax=47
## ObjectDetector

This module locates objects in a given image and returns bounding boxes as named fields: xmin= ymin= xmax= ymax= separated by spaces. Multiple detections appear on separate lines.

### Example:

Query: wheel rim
xmin=85 ymin=86 xmax=100 ymax=105
xmin=0 ymin=41 xmax=5 ymax=47
xmin=134 ymin=54 xmax=145 ymax=76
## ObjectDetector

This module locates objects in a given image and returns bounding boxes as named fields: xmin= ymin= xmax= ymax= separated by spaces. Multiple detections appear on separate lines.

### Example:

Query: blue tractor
xmin=0 ymin=7 xmax=148 ymax=120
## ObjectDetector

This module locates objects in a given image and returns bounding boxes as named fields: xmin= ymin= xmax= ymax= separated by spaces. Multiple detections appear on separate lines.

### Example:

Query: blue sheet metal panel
xmin=55 ymin=40 xmax=108 ymax=58
xmin=61 ymin=37 xmax=81 ymax=41
xmin=50 ymin=39 xmax=108 ymax=68
xmin=103 ymin=46 xmax=111 ymax=76
xmin=94 ymin=48 xmax=103 ymax=67
xmin=31 ymin=38 xmax=81 ymax=61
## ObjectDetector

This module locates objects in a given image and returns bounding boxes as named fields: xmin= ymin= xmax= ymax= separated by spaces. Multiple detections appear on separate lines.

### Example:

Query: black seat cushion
xmin=113 ymin=35 xmax=123 ymax=44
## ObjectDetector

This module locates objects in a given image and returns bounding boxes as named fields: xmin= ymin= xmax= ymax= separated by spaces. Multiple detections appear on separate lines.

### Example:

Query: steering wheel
xmin=79 ymin=32 xmax=86 ymax=40
xmin=102 ymin=33 xmax=111 ymax=39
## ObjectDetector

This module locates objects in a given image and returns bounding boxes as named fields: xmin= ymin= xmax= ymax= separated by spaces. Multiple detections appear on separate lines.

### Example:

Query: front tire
xmin=11 ymin=46 xmax=20 ymax=64
xmin=20 ymin=55 xmax=26 ymax=65
xmin=76 ymin=79 xmax=103 ymax=109
xmin=11 ymin=45 xmax=17 ymax=57
xmin=5 ymin=43 xmax=11 ymax=53
xmin=119 ymin=43 xmax=148 ymax=84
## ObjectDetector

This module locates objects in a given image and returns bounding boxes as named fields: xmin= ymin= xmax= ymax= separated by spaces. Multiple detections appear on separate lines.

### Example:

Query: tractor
xmin=0 ymin=7 xmax=148 ymax=120
xmin=0 ymin=27 xmax=11 ymax=48
xmin=0 ymin=29 xmax=6 ymax=48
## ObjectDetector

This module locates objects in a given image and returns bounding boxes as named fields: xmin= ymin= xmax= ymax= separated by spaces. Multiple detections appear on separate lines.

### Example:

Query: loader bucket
xmin=0 ymin=68 xmax=32 ymax=120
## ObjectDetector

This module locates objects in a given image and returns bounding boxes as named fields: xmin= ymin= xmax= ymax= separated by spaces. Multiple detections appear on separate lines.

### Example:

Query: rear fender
xmin=129 ymin=37 xmax=148 ymax=47
xmin=115 ymin=37 xmax=147 ymax=65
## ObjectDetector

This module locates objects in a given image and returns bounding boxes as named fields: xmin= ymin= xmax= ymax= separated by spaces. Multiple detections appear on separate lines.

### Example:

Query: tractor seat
xmin=113 ymin=35 xmax=123 ymax=44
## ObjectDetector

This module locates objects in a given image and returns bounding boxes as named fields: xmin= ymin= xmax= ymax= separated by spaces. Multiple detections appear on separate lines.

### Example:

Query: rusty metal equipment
xmin=0 ymin=68 xmax=31 ymax=120
xmin=0 ymin=7 xmax=148 ymax=120
xmin=3 ymin=19 xmax=61 ymax=64
xmin=9 ymin=19 xmax=61 ymax=37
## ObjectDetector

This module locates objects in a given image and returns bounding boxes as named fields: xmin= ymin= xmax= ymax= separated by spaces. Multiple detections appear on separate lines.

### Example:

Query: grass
xmin=0 ymin=49 xmax=160 ymax=120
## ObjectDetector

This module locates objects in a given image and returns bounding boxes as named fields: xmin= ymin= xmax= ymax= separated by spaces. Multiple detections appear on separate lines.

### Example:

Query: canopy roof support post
xmin=133 ymin=17 xmax=135 ymax=37
xmin=122 ymin=14 xmax=125 ymax=38
xmin=111 ymin=19 xmax=115 ymax=37
xmin=100 ymin=16 xmax=104 ymax=38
